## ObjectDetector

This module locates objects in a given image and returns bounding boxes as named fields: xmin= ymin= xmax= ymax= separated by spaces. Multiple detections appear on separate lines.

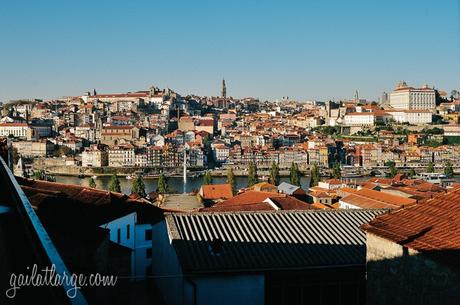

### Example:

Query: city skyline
xmin=1 ymin=0 xmax=459 ymax=101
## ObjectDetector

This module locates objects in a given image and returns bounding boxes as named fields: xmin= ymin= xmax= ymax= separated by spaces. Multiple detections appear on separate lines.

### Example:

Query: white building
xmin=212 ymin=144 xmax=230 ymax=163
xmin=343 ymin=112 xmax=391 ymax=126
xmin=390 ymin=81 xmax=436 ymax=110
xmin=108 ymin=146 xmax=135 ymax=167
xmin=82 ymin=145 xmax=108 ymax=167
xmin=75 ymin=124 xmax=96 ymax=142
xmin=0 ymin=122 xmax=31 ymax=139
xmin=386 ymin=110 xmax=432 ymax=125
xmin=99 ymin=211 xmax=155 ymax=281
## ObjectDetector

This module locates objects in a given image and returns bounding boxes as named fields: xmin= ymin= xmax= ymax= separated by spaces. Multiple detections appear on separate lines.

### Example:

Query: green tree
xmin=427 ymin=161 xmax=435 ymax=173
xmin=203 ymin=171 xmax=213 ymax=185
xmin=131 ymin=175 xmax=146 ymax=197
xmin=310 ymin=163 xmax=320 ymax=187
xmin=290 ymin=162 xmax=301 ymax=186
xmin=332 ymin=161 xmax=341 ymax=179
xmin=269 ymin=162 xmax=280 ymax=186
xmin=88 ymin=177 xmax=96 ymax=188
xmin=157 ymin=172 xmax=168 ymax=194
xmin=53 ymin=145 xmax=72 ymax=157
xmin=444 ymin=160 xmax=454 ymax=178
xmin=408 ymin=168 xmax=416 ymax=178
xmin=226 ymin=167 xmax=236 ymax=194
xmin=108 ymin=174 xmax=121 ymax=193
xmin=247 ymin=162 xmax=259 ymax=187
xmin=32 ymin=170 xmax=45 ymax=180
xmin=12 ymin=147 xmax=19 ymax=165
xmin=389 ymin=163 xmax=398 ymax=178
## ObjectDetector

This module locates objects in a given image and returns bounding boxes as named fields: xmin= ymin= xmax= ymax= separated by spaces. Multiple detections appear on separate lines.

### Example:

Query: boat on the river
xmin=125 ymin=175 xmax=134 ymax=180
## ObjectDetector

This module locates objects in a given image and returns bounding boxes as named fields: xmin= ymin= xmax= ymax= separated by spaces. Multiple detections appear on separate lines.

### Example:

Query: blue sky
xmin=0 ymin=0 xmax=459 ymax=101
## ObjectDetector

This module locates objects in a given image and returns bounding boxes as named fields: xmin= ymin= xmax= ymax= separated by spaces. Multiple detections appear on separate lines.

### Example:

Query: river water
xmin=55 ymin=175 xmax=314 ymax=194
xmin=55 ymin=173 xmax=460 ymax=195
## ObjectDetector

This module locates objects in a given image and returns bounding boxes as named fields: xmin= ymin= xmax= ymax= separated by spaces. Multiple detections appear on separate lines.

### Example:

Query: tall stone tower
xmin=221 ymin=79 xmax=227 ymax=98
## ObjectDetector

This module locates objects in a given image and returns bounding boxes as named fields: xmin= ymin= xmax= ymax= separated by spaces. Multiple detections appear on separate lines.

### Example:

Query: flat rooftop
xmin=162 ymin=194 xmax=203 ymax=211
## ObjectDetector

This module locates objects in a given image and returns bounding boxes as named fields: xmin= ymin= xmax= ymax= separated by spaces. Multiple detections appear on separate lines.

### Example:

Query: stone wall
xmin=366 ymin=232 xmax=460 ymax=305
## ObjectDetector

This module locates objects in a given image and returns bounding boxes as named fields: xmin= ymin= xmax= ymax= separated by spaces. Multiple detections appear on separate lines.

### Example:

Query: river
xmin=55 ymin=174 xmax=460 ymax=195
xmin=55 ymin=175 xmax=314 ymax=194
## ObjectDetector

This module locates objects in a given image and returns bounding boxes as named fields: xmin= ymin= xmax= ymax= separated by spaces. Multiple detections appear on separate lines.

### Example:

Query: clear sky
xmin=0 ymin=0 xmax=459 ymax=102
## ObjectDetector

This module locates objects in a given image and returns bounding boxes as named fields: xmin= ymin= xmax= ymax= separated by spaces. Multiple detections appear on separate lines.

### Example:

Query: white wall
xmin=134 ymin=223 xmax=153 ymax=280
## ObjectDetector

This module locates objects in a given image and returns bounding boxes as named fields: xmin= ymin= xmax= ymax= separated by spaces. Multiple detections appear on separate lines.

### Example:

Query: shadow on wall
xmin=156 ymin=238 xmax=369 ymax=305
xmin=367 ymin=249 xmax=460 ymax=305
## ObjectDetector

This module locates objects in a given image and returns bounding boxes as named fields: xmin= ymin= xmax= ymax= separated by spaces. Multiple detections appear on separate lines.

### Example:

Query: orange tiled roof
xmin=200 ymin=184 xmax=233 ymax=200
xmin=362 ymin=189 xmax=460 ymax=266
xmin=341 ymin=188 xmax=416 ymax=209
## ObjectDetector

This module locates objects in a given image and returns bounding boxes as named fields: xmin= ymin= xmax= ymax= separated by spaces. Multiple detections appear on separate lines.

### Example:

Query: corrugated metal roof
xmin=277 ymin=182 xmax=301 ymax=195
xmin=165 ymin=209 xmax=386 ymax=274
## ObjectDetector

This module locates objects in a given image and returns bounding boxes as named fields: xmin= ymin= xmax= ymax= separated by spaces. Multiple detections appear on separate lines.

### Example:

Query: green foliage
xmin=157 ymin=172 xmax=168 ymax=194
xmin=247 ymin=162 xmax=259 ymax=187
xmin=332 ymin=161 xmax=341 ymax=179
xmin=108 ymin=174 xmax=121 ymax=193
xmin=53 ymin=145 xmax=72 ymax=157
xmin=226 ymin=167 xmax=236 ymax=194
xmin=269 ymin=162 xmax=280 ymax=186
xmin=313 ymin=126 xmax=340 ymax=136
xmin=384 ymin=160 xmax=395 ymax=167
xmin=203 ymin=171 xmax=213 ymax=185
xmin=444 ymin=160 xmax=454 ymax=178
xmin=408 ymin=168 xmax=416 ymax=178
xmin=12 ymin=147 xmax=19 ymax=165
xmin=89 ymin=177 xmax=96 ymax=188
xmin=131 ymin=175 xmax=146 ymax=197
xmin=310 ymin=163 xmax=320 ymax=187
xmin=422 ymin=127 xmax=444 ymax=135
xmin=32 ymin=170 xmax=45 ymax=180
xmin=388 ymin=163 xmax=398 ymax=178
xmin=427 ymin=161 xmax=435 ymax=173
xmin=289 ymin=162 xmax=301 ymax=186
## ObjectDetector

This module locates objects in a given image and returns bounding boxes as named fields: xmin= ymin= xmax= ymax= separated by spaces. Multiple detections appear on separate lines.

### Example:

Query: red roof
xmin=0 ymin=123 xmax=28 ymax=127
xmin=341 ymin=188 xmax=416 ymax=209
xmin=362 ymin=189 xmax=460 ymax=266
xmin=267 ymin=196 xmax=316 ymax=210
xmin=200 ymin=184 xmax=233 ymax=200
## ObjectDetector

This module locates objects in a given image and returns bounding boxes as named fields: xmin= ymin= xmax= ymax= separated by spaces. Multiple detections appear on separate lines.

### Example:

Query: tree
xmin=247 ymin=162 xmax=259 ymax=187
xmin=12 ymin=147 xmax=19 ymax=165
xmin=332 ymin=161 xmax=341 ymax=179
xmin=290 ymin=162 xmax=301 ymax=186
xmin=310 ymin=163 xmax=320 ymax=187
xmin=226 ymin=167 xmax=236 ymax=194
xmin=427 ymin=161 xmax=435 ymax=173
xmin=88 ymin=177 xmax=96 ymax=188
xmin=157 ymin=172 xmax=168 ymax=194
xmin=203 ymin=171 xmax=213 ymax=185
xmin=53 ymin=145 xmax=72 ymax=157
xmin=408 ymin=168 xmax=416 ymax=178
xmin=389 ymin=163 xmax=398 ymax=178
xmin=444 ymin=160 xmax=454 ymax=178
xmin=131 ymin=175 xmax=146 ymax=197
xmin=32 ymin=170 xmax=45 ymax=180
xmin=108 ymin=174 xmax=121 ymax=193
xmin=268 ymin=162 xmax=280 ymax=186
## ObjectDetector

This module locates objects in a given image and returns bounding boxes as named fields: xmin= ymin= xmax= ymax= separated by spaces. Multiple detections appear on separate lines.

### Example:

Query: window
xmin=127 ymin=224 xmax=130 ymax=239
xmin=145 ymin=229 xmax=152 ymax=241
xmin=146 ymin=248 xmax=152 ymax=258
xmin=117 ymin=228 xmax=121 ymax=243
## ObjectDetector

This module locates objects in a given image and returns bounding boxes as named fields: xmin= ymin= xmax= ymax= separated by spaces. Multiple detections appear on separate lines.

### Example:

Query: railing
xmin=0 ymin=157 xmax=88 ymax=305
